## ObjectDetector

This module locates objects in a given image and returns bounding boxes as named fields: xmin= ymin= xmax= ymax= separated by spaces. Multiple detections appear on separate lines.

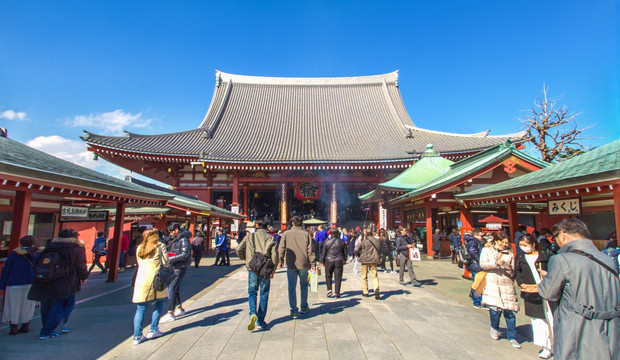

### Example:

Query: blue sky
xmin=0 ymin=1 xmax=618 ymax=182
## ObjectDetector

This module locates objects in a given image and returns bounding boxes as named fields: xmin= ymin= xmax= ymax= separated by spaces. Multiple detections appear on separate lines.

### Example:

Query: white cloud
xmin=26 ymin=135 xmax=98 ymax=169
xmin=65 ymin=109 xmax=150 ymax=136
xmin=0 ymin=109 xmax=27 ymax=120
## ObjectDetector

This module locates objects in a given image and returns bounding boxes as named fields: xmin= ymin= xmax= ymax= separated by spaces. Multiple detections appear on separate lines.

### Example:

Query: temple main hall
xmin=82 ymin=71 xmax=520 ymax=229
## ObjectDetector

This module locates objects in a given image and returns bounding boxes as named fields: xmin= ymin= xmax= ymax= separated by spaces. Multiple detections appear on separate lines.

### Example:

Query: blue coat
xmin=0 ymin=248 xmax=38 ymax=289
xmin=465 ymin=235 xmax=483 ymax=273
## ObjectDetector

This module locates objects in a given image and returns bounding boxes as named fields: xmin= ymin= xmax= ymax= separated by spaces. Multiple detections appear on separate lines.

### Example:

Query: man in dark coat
xmin=538 ymin=219 xmax=619 ymax=360
xmin=163 ymin=223 xmax=191 ymax=321
xmin=395 ymin=228 xmax=422 ymax=287
xmin=28 ymin=228 xmax=88 ymax=340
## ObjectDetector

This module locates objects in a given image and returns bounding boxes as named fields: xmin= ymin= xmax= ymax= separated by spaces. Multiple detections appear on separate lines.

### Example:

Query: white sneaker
xmin=173 ymin=308 xmax=185 ymax=316
xmin=133 ymin=336 xmax=145 ymax=346
xmin=159 ymin=313 xmax=176 ymax=323
xmin=490 ymin=328 xmax=500 ymax=340
xmin=539 ymin=348 xmax=552 ymax=359
xmin=509 ymin=339 xmax=521 ymax=348
xmin=145 ymin=329 xmax=164 ymax=339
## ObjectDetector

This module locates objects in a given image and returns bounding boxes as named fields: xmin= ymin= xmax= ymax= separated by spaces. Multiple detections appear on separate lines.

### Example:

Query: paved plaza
xmin=0 ymin=255 xmax=544 ymax=360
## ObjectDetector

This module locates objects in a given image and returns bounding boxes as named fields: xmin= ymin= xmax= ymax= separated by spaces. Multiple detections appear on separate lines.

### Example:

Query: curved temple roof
xmin=82 ymin=71 xmax=523 ymax=164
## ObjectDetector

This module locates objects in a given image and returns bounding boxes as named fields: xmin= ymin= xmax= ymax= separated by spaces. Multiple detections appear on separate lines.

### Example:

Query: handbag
xmin=153 ymin=246 xmax=178 ymax=292
xmin=520 ymin=290 xmax=543 ymax=304
xmin=409 ymin=247 xmax=421 ymax=261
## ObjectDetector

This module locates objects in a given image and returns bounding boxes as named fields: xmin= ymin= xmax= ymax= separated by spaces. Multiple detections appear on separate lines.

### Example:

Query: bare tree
xmin=519 ymin=85 xmax=591 ymax=163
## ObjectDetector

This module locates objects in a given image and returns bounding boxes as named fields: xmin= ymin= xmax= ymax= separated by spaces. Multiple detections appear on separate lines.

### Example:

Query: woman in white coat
xmin=480 ymin=232 xmax=520 ymax=348
xmin=132 ymin=228 xmax=169 ymax=345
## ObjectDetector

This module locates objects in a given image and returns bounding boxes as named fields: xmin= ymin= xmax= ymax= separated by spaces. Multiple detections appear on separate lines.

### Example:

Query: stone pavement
xmin=0 ymin=256 xmax=545 ymax=360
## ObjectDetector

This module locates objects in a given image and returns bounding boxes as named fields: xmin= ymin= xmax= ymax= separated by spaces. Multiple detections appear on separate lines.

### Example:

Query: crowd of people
xmin=0 ymin=217 xmax=617 ymax=360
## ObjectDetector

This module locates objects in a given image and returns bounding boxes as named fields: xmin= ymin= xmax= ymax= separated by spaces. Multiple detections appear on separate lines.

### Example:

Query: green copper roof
xmin=359 ymin=144 xmax=454 ymax=201
xmin=390 ymin=140 xmax=549 ymax=203
xmin=455 ymin=138 xmax=620 ymax=201
xmin=0 ymin=136 xmax=173 ymax=202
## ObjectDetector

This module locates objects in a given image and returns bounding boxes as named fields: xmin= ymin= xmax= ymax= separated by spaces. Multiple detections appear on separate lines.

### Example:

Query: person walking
xmin=465 ymin=228 xmax=485 ymax=308
xmin=395 ymin=228 xmax=422 ymax=287
xmin=0 ymin=235 xmax=39 ymax=335
xmin=162 ymin=223 xmax=191 ymax=322
xmin=379 ymin=230 xmax=394 ymax=273
xmin=538 ymin=219 xmax=619 ymax=360
xmin=132 ymin=229 xmax=168 ymax=345
xmin=355 ymin=229 xmax=382 ymax=299
xmin=320 ymin=228 xmax=347 ymax=298
xmin=514 ymin=234 xmax=552 ymax=359
xmin=88 ymin=232 xmax=107 ymax=274
xmin=28 ymin=229 xmax=89 ymax=340
xmin=278 ymin=216 xmax=315 ymax=319
xmin=314 ymin=225 xmax=328 ymax=261
xmin=214 ymin=228 xmax=229 ymax=266
xmin=480 ymin=232 xmax=521 ymax=349
xmin=449 ymin=227 xmax=461 ymax=264
xmin=191 ymin=230 xmax=205 ymax=268
xmin=432 ymin=228 xmax=442 ymax=259
xmin=236 ymin=220 xmax=278 ymax=331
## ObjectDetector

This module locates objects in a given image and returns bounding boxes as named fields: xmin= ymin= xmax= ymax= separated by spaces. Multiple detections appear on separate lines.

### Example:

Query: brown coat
xmin=236 ymin=229 xmax=279 ymax=273
xmin=278 ymin=227 xmax=315 ymax=269
xmin=132 ymin=243 xmax=169 ymax=303
xmin=355 ymin=236 xmax=381 ymax=265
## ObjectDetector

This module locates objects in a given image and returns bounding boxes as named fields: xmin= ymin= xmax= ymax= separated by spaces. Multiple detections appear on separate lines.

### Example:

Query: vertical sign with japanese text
xmin=330 ymin=183 xmax=337 ymax=225
xmin=281 ymin=183 xmax=287 ymax=225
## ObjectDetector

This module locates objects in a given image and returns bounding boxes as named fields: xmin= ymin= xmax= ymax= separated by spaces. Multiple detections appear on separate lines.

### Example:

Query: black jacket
xmin=395 ymin=234 xmax=412 ymax=256
xmin=167 ymin=233 xmax=191 ymax=268
xmin=380 ymin=238 xmax=393 ymax=254
xmin=515 ymin=251 xmax=550 ymax=319
xmin=321 ymin=236 xmax=347 ymax=264
xmin=28 ymin=237 xmax=88 ymax=302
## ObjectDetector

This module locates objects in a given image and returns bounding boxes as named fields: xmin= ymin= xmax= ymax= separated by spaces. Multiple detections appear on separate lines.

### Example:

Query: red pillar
xmin=613 ymin=187 xmax=620 ymax=243
xmin=425 ymin=202 xmax=433 ymax=258
xmin=507 ymin=201 xmax=518 ymax=254
xmin=460 ymin=207 xmax=474 ymax=279
xmin=9 ymin=191 xmax=32 ymax=253
xmin=107 ymin=202 xmax=125 ymax=282
xmin=205 ymin=217 xmax=212 ymax=253
xmin=243 ymin=188 xmax=249 ymax=217
xmin=189 ymin=215 xmax=196 ymax=236
xmin=232 ymin=173 xmax=239 ymax=205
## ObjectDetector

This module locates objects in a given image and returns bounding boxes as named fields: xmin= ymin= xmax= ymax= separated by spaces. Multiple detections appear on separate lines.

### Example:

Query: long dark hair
xmin=19 ymin=235 xmax=38 ymax=256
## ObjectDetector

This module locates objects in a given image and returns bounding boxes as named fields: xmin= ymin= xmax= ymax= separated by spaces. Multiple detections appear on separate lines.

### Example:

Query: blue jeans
xmin=489 ymin=307 xmax=517 ymax=340
xmin=470 ymin=270 xmax=482 ymax=306
xmin=40 ymin=294 xmax=75 ymax=336
xmin=133 ymin=298 xmax=167 ymax=338
xmin=248 ymin=271 xmax=271 ymax=326
xmin=287 ymin=268 xmax=309 ymax=313
xmin=317 ymin=242 xmax=324 ymax=259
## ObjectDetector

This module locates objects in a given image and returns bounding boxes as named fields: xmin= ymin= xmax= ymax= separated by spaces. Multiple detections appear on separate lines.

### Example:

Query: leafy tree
xmin=519 ymin=86 xmax=591 ymax=163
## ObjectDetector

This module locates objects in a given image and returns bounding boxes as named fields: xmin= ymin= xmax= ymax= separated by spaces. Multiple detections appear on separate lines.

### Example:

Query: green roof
xmin=0 ymin=136 xmax=173 ymax=202
xmin=390 ymin=140 xmax=549 ymax=203
xmin=455 ymin=138 xmax=620 ymax=201
xmin=359 ymin=145 xmax=454 ymax=201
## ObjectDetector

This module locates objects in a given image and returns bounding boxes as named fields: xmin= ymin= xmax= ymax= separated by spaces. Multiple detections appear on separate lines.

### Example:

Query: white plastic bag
xmin=409 ymin=247 xmax=421 ymax=261
xmin=309 ymin=269 xmax=318 ymax=292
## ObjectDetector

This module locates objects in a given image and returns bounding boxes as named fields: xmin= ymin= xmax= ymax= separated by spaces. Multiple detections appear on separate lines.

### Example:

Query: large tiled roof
xmin=82 ymin=71 xmax=523 ymax=164
xmin=455 ymin=139 xmax=620 ymax=201
xmin=389 ymin=141 xmax=549 ymax=203
xmin=0 ymin=136 xmax=173 ymax=202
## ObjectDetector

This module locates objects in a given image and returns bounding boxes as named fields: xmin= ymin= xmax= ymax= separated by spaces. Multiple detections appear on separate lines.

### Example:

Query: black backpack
xmin=459 ymin=243 xmax=473 ymax=266
xmin=34 ymin=249 xmax=71 ymax=282
xmin=248 ymin=234 xmax=275 ymax=279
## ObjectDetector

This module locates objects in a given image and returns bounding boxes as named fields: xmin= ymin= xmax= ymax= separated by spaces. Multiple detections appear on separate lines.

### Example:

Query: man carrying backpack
xmin=28 ymin=228 xmax=89 ymax=340
xmin=236 ymin=220 xmax=278 ymax=332
xmin=464 ymin=228 xmax=485 ymax=309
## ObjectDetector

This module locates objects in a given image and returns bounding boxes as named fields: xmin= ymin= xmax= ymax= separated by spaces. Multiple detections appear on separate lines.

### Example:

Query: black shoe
xmin=362 ymin=293 xmax=369 ymax=297
xmin=375 ymin=290 xmax=381 ymax=300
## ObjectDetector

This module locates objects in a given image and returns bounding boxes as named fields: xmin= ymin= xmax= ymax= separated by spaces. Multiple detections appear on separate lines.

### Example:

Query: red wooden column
xmin=232 ymin=172 xmax=239 ymax=205
xmin=460 ymin=207 xmax=474 ymax=279
xmin=9 ymin=191 xmax=32 ymax=253
xmin=507 ymin=201 xmax=518 ymax=254
xmin=107 ymin=202 xmax=125 ymax=282
xmin=189 ymin=214 xmax=196 ymax=236
xmin=243 ymin=188 xmax=249 ymax=217
xmin=613 ymin=187 xmax=620 ymax=242
xmin=280 ymin=182 xmax=287 ymax=231
xmin=425 ymin=201 xmax=433 ymax=258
